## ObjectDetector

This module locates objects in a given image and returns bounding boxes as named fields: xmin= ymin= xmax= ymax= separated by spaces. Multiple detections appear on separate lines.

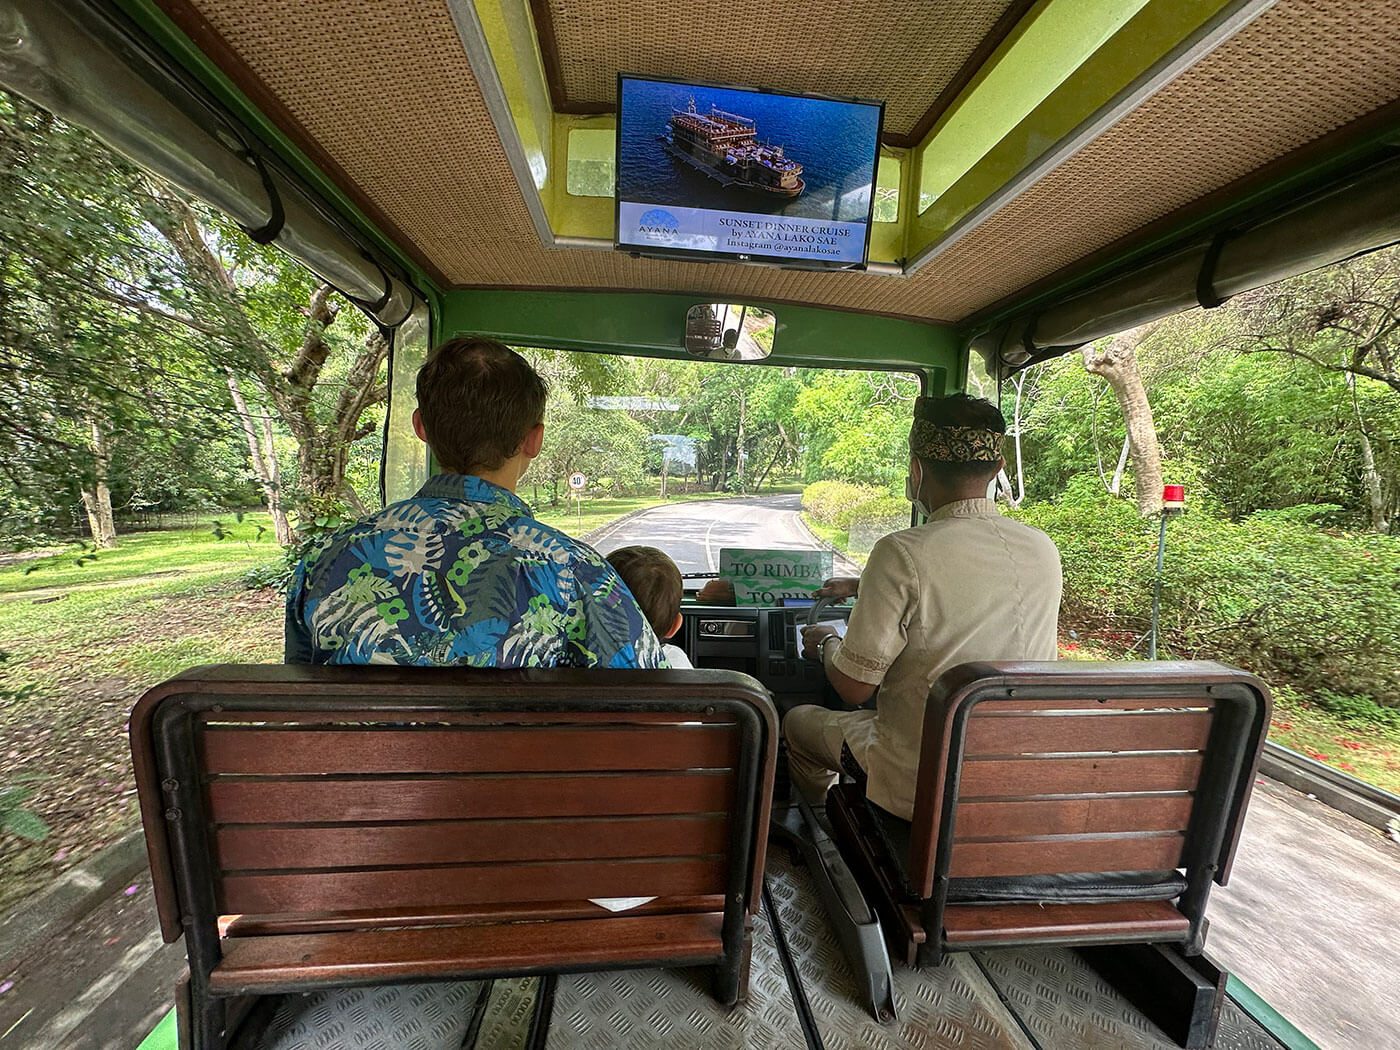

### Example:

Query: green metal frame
xmin=437 ymin=288 xmax=961 ymax=384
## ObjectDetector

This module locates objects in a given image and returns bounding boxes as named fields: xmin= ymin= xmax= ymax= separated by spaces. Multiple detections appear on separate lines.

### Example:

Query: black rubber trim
xmin=525 ymin=974 xmax=557 ymax=1050
xmin=970 ymin=952 xmax=1047 ymax=1050
xmin=763 ymin=878 xmax=825 ymax=1050
xmin=237 ymin=150 xmax=285 ymax=245
xmin=460 ymin=980 xmax=494 ymax=1049
xmin=1195 ymin=230 xmax=1231 ymax=309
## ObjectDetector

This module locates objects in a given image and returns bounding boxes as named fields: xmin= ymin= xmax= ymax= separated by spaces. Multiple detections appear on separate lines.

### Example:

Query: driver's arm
xmin=822 ymin=647 xmax=877 ymax=706
xmin=822 ymin=535 xmax=917 ymax=705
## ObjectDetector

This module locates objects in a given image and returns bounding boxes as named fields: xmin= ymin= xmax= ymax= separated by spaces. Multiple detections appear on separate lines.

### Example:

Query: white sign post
xmin=568 ymin=472 xmax=587 ymax=528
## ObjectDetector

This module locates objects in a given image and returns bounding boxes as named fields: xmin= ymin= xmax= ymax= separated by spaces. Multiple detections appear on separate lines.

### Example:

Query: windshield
xmin=514 ymin=350 xmax=919 ymax=582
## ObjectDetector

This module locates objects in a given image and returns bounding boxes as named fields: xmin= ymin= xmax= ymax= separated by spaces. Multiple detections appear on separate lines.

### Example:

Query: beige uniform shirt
xmin=831 ymin=498 xmax=1062 ymax=820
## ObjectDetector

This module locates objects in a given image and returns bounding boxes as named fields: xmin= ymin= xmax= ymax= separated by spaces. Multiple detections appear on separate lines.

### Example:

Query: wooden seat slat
xmin=214 ymin=815 xmax=731 ymax=870
xmin=955 ymin=796 xmax=1194 ymax=839
xmin=207 ymin=772 xmax=736 ymax=824
xmin=949 ymin=832 xmax=1185 ymax=878
xmin=209 ymin=912 xmax=727 ymax=996
xmin=958 ymin=753 xmax=1203 ymax=797
xmin=220 ymin=895 xmax=728 ymax=937
xmin=220 ymin=856 xmax=729 ymax=914
xmin=964 ymin=711 xmax=1213 ymax=756
xmin=200 ymin=709 xmax=740 ymax=727
xmin=943 ymin=901 xmax=1190 ymax=946
xmin=202 ymin=725 xmax=740 ymax=774
xmin=969 ymin=697 xmax=1214 ymax=713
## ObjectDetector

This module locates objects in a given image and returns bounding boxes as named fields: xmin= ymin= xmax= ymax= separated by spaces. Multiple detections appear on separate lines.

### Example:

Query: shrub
xmin=803 ymin=481 xmax=901 ymax=529
xmin=1014 ymin=483 xmax=1400 ymax=708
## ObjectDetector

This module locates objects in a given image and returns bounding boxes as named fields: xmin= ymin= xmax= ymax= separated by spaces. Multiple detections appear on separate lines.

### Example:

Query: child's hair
xmin=606 ymin=545 xmax=683 ymax=639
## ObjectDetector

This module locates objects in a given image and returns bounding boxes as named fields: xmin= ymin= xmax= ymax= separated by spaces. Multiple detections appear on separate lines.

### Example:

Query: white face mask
xmin=905 ymin=460 xmax=931 ymax=519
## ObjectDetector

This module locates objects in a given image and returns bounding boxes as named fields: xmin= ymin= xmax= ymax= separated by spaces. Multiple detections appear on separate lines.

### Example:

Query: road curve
xmin=586 ymin=494 xmax=859 ymax=577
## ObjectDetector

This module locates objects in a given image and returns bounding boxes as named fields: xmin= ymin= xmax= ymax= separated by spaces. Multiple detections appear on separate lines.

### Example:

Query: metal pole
xmin=1150 ymin=512 xmax=1168 ymax=659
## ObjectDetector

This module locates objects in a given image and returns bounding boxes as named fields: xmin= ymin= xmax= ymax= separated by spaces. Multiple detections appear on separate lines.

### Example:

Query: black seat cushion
xmin=863 ymin=797 xmax=1187 ymax=905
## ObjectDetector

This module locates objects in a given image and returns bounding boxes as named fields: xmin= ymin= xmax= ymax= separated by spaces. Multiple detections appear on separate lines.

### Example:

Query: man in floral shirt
xmin=285 ymin=337 xmax=665 ymax=668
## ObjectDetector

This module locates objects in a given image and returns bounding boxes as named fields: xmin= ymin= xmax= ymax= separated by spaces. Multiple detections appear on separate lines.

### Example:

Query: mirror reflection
xmin=684 ymin=304 xmax=776 ymax=361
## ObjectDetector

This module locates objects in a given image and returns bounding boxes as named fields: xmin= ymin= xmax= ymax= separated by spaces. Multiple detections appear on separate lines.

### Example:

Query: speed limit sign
xmin=568 ymin=472 xmax=587 ymax=491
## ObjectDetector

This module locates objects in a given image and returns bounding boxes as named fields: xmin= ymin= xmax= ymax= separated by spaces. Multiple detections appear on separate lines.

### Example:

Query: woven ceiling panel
xmin=913 ymin=0 xmax=1400 ymax=319
xmin=169 ymin=0 xmax=1399 ymax=326
xmin=537 ymin=0 xmax=1016 ymax=138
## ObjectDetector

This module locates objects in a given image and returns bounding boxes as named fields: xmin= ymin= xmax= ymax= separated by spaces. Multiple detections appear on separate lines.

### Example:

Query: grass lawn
xmin=0 ymin=516 xmax=285 ymax=912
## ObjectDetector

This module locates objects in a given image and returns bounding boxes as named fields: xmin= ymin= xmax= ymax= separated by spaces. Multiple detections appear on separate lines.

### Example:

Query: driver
xmin=786 ymin=394 xmax=1062 ymax=821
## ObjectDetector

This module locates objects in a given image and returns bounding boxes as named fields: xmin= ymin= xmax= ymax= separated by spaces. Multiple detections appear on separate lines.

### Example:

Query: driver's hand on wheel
xmin=801 ymin=623 xmax=840 ymax=661
xmin=814 ymin=576 xmax=859 ymax=600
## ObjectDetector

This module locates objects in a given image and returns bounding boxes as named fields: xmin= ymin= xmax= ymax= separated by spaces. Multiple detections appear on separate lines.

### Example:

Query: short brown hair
xmin=415 ymin=337 xmax=547 ymax=474
xmin=606 ymin=546 xmax=683 ymax=638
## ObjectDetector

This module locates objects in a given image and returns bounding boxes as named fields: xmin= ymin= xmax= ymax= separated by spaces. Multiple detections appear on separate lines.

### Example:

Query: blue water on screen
xmin=618 ymin=78 xmax=881 ymax=223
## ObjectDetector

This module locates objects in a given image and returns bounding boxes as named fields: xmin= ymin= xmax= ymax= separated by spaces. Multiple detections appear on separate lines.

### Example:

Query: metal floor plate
xmin=544 ymin=850 xmax=1032 ymax=1050
xmin=546 ymin=886 xmax=800 ymax=1049
xmin=763 ymin=850 xmax=1031 ymax=1050
xmin=256 ymin=980 xmax=485 ymax=1050
xmin=973 ymin=946 xmax=1291 ymax=1050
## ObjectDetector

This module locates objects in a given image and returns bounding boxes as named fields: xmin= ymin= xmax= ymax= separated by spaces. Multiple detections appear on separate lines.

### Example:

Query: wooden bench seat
xmin=210 ymin=911 xmax=725 ymax=995
xmin=130 ymin=664 xmax=777 ymax=1050
xmin=827 ymin=660 xmax=1270 ymax=970
xmin=941 ymin=900 xmax=1191 ymax=948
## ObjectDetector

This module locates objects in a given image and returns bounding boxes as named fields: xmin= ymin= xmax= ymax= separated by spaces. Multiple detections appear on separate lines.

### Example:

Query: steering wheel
xmin=806 ymin=595 xmax=847 ymax=626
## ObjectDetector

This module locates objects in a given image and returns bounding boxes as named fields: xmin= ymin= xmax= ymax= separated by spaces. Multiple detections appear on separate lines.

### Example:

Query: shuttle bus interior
xmin=1 ymin=1 xmax=1398 ymax=1048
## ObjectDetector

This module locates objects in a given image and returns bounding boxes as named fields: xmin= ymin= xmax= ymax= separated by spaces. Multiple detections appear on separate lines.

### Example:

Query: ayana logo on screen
xmin=637 ymin=208 xmax=679 ymax=240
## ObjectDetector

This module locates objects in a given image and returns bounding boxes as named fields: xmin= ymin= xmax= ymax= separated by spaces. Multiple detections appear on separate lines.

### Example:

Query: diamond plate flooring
xmin=973 ymin=947 xmax=1291 ymax=1050
xmin=545 ymin=850 xmax=1032 ymax=1050
xmin=256 ymin=981 xmax=485 ymax=1050
xmin=546 ymin=887 xmax=800 ymax=1049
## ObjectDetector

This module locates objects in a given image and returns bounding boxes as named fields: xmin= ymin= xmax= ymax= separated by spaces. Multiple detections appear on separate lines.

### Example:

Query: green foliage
xmin=0 ymin=777 xmax=50 ymax=843
xmin=793 ymin=371 xmax=918 ymax=486
xmin=803 ymin=481 xmax=904 ymax=529
xmin=532 ymin=397 xmax=650 ymax=501
xmin=1311 ymin=689 xmax=1400 ymax=731
xmin=1014 ymin=490 xmax=1400 ymax=707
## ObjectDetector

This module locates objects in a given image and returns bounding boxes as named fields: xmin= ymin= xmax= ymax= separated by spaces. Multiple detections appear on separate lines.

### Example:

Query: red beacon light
xmin=1162 ymin=484 xmax=1186 ymax=513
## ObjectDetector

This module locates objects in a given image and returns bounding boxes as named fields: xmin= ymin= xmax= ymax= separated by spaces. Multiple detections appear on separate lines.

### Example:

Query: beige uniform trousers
xmin=783 ymin=705 xmax=876 ymax=805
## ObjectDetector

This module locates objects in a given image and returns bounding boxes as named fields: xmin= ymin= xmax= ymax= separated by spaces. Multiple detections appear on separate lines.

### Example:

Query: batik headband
xmin=909 ymin=396 xmax=1004 ymax=462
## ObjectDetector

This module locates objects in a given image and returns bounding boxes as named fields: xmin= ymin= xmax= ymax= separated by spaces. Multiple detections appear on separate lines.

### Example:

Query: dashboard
xmin=675 ymin=601 xmax=852 ymax=716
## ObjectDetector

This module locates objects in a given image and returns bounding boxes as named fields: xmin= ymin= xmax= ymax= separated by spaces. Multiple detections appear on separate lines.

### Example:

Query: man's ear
xmin=666 ymin=612 xmax=684 ymax=640
xmin=520 ymin=422 xmax=545 ymax=459
xmin=412 ymin=409 xmax=427 ymax=443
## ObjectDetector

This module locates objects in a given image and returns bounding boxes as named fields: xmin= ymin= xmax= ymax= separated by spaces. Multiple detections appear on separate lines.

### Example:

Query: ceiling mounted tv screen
xmin=615 ymin=75 xmax=884 ymax=270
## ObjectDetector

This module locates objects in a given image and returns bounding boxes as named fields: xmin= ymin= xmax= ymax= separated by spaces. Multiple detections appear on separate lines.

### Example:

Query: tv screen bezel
xmin=613 ymin=73 xmax=886 ymax=271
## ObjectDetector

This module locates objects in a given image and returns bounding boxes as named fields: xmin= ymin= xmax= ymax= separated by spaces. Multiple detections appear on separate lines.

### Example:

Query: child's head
xmin=607 ymin=545 xmax=683 ymax=640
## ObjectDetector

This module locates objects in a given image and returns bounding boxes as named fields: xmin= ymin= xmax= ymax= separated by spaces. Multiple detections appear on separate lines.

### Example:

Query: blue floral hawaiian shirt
xmin=284 ymin=474 xmax=667 ymax=668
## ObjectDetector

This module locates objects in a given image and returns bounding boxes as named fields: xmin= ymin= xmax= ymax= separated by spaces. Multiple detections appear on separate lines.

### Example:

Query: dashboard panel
xmin=675 ymin=602 xmax=852 ymax=714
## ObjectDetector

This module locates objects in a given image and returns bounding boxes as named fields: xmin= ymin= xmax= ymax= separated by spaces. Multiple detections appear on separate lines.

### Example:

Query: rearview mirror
xmin=684 ymin=304 xmax=775 ymax=361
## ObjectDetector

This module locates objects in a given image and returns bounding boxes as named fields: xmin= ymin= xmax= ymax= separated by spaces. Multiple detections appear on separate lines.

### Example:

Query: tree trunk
xmin=79 ymin=417 xmax=116 ymax=548
xmin=1349 ymin=374 xmax=1390 ymax=533
xmin=735 ymin=389 xmax=747 ymax=494
xmin=225 ymin=369 xmax=292 ymax=545
xmin=1108 ymin=433 xmax=1131 ymax=496
xmin=753 ymin=440 xmax=784 ymax=492
xmin=1081 ymin=324 xmax=1164 ymax=516
xmin=147 ymin=189 xmax=388 ymax=540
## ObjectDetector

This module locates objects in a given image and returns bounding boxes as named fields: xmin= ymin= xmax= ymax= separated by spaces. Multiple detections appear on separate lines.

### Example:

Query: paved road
xmin=587 ymin=494 xmax=860 ymax=577
xmin=1209 ymin=778 xmax=1400 ymax=1050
